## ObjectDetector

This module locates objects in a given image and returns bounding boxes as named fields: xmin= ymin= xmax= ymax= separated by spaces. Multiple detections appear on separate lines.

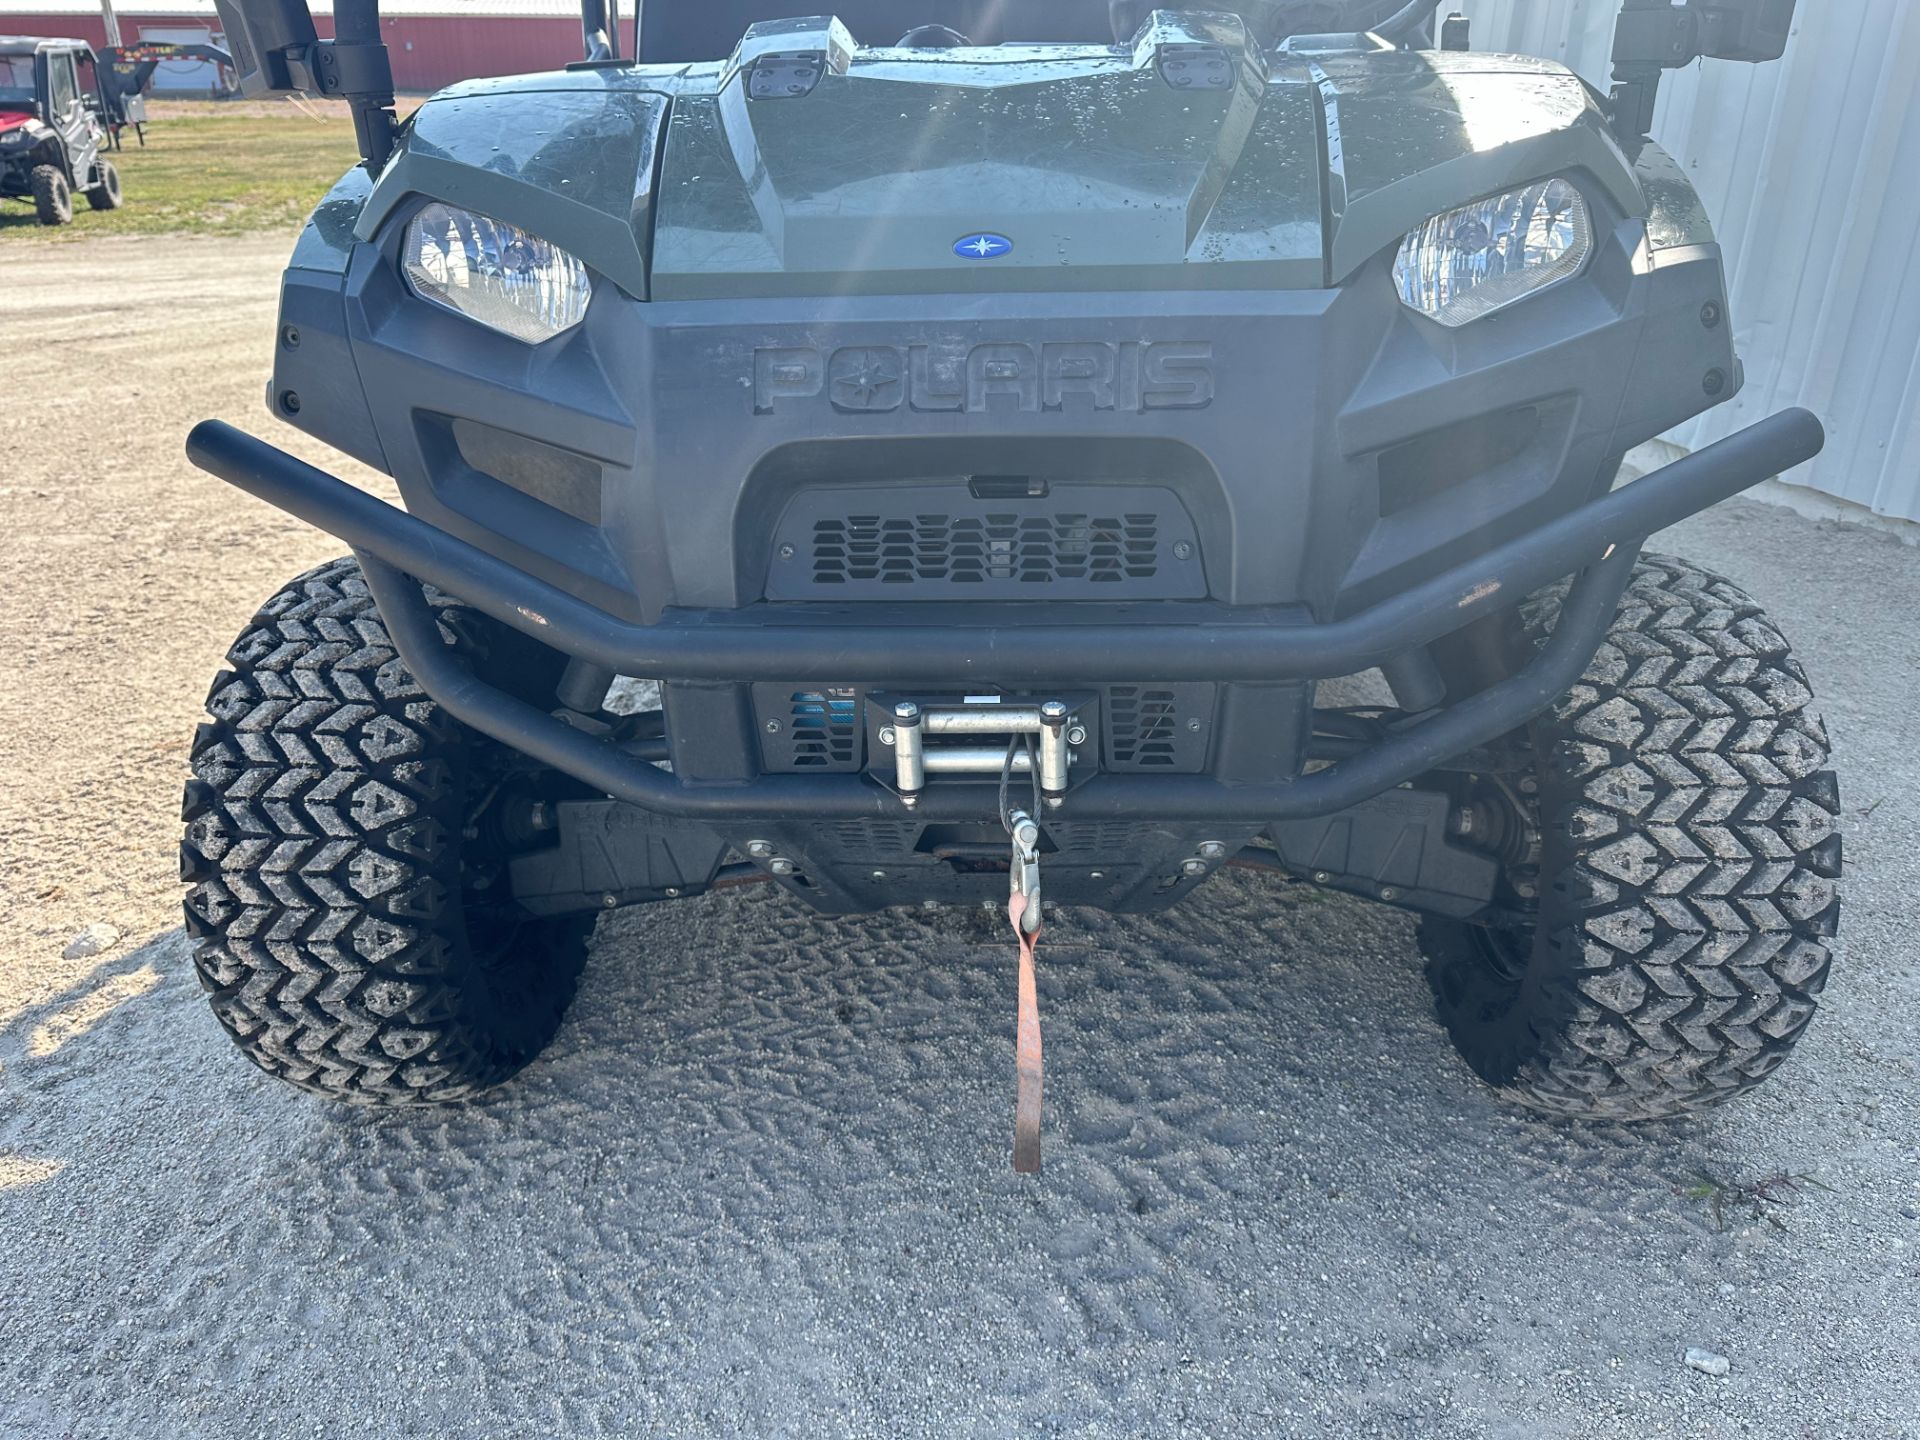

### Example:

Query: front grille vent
xmin=788 ymin=690 xmax=858 ymax=767
xmin=1108 ymin=686 xmax=1182 ymax=767
xmin=812 ymin=513 xmax=1159 ymax=588
xmin=1103 ymin=682 xmax=1215 ymax=772
xmin=1042 ymin=821 xmax=1169 ymax=853
xmin=765 ymin=483 xmax=1205 ymax=601
xmin=817 ymin=819 xmax=916 ymax=858
xmin=754 ymin=683 xmax=864 ymax=772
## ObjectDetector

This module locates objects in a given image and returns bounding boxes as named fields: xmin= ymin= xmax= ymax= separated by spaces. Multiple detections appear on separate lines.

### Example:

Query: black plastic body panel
xmin=507 ymin=799 xmax=730 ymax=915
xmin=729 ymin=815 xmax=1268 ymax=916
xmin=275 ymin=206 xmax=1737 ymax=633
xmin=1267 ymin=789 xmax=1499 ymax=919
xmin=273 ymin=269 xmax=388 ymax=473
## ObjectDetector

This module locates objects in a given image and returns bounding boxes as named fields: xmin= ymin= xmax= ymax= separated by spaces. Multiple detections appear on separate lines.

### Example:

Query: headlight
xmin=1392 ymin=179 xmax=1592 ymax=327
xmin=402 ymin=202 xmax=591 ymax=344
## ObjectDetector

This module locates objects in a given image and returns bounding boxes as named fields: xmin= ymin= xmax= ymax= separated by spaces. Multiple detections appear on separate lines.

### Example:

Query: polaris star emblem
xmin=954 ymin=232 xmax=1013 ymax=259
xmin=828 ymin=347 xmax=904 ymax=411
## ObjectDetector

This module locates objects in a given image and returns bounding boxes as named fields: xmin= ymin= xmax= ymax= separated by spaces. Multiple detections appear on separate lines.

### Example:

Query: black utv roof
xmin=0 ymin=35 xmax=97 ymax=59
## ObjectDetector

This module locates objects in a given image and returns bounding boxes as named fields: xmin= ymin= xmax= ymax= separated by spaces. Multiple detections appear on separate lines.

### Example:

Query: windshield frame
xmin=0 ymin=53 xmax=40 ymax=109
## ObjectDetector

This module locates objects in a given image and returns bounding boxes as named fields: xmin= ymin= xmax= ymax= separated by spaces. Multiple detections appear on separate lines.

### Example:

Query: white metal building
xmin=1466 ymin=0 xmax=1920 ymax=528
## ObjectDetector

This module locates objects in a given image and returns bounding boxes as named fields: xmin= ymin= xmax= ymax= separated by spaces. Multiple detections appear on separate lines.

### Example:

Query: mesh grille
xmin=811 ymin=513 xmax=1160 ymax=588
xmin=1107 ymin=686 xmax=1182 ymax=768
xmin=787 ymin=690 xmax=858 ymax=767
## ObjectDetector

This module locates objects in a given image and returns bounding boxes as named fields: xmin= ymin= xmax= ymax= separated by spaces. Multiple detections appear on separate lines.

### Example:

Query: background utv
xmin=0 ymin=36 xmax=123 ymax=223
xmin=179 ymin=0 xmax=1838 ymax=1148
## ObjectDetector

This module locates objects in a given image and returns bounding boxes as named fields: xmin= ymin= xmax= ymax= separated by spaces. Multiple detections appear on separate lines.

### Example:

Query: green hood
xmin=361 ymin=12 xmax=1646 ymax=301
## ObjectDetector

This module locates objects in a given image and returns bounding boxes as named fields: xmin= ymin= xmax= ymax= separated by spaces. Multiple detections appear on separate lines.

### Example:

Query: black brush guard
xmin=185 ymin=408 xmax=1824 ymax=822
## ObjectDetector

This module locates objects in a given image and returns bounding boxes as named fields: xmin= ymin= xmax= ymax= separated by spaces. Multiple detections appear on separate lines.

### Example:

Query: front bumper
xmin=187 ymin=406 xmax=1823 ymax=830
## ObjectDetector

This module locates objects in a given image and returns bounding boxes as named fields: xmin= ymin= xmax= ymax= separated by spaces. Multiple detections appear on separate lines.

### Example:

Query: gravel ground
xmin=2 ymin=234 xmax=1918 ymax=1439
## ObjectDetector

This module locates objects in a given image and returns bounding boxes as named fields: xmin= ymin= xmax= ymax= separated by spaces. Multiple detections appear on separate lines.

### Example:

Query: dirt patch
xmin=0 ymin=233 xmax=384 ymax=1029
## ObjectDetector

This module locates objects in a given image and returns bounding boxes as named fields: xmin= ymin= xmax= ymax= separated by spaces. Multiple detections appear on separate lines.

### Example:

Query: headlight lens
xmin=402 ymin=203 xmax=591 ymax=344
xmin=1392 ymin=179 xmax=1592 ymax=327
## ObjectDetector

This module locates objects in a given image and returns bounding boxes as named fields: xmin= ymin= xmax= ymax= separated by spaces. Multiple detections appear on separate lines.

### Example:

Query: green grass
xmin=0 ymin=105 xmax=365 ymax=239
xmin=1679 ymin=1169 xmax=1835 ymax=1233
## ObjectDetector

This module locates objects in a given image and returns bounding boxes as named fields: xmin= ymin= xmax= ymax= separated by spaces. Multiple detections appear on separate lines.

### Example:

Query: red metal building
xmin=0 ymin=0 xmax=586 ymax=91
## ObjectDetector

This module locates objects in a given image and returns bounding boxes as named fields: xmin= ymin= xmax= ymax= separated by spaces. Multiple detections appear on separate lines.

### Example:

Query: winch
xmin=876 ymin=695 xmax=1094 ymax=809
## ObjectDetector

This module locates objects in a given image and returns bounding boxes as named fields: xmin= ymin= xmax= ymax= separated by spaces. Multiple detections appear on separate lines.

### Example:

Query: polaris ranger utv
xmin=181 ymin=0 xmax=1838 ymax=1152
xmin=0 ymin=37 xmax=123 ymax=223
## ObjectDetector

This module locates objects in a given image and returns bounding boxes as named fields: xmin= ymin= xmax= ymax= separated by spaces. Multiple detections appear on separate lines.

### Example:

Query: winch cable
xmin=1000 ymin=735 xmax=1045 ymax=1173
xmin=997 ymin=732 xmax=1041 ymax=838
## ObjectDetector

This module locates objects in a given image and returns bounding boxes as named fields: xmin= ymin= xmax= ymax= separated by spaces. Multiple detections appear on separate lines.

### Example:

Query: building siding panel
xmin=1465 ymin=1 xmax=1920 ymax=521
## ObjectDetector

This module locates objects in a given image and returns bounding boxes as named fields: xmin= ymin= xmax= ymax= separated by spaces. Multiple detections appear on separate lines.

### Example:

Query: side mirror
xmin=1610 ymin=0 xmax=1798 ymax=139
xmin=1613 ymin=0 xmax=1798 ymax=70
xmin=1693 ymin=0 xmax=1796 ymax=63
xmin=211 ymin=0 xmax=396 ymax=171
xmin=210 ymin=0 xmax=318 ymax=95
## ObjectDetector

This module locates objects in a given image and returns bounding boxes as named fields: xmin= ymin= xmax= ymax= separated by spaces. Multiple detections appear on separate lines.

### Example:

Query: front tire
xmin=84 ymin=159 xmax=123 ymax=211
xmin=30 ymin=165 xmax=72 ymax=225
xmin=1421 ymin=554 xmax=1841 ymax=1121
xmin=182 ymin=557 xmax=589 ymax=1104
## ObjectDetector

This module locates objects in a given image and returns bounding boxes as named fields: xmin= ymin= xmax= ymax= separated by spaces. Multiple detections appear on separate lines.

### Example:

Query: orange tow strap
xmin=1008 ymin=890 xmax=1043 ymax=1173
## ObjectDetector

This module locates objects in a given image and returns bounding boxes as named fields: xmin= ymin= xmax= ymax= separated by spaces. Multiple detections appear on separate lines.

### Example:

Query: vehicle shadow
xmin=0 ymin=868 xmax=1854 ymax=1435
